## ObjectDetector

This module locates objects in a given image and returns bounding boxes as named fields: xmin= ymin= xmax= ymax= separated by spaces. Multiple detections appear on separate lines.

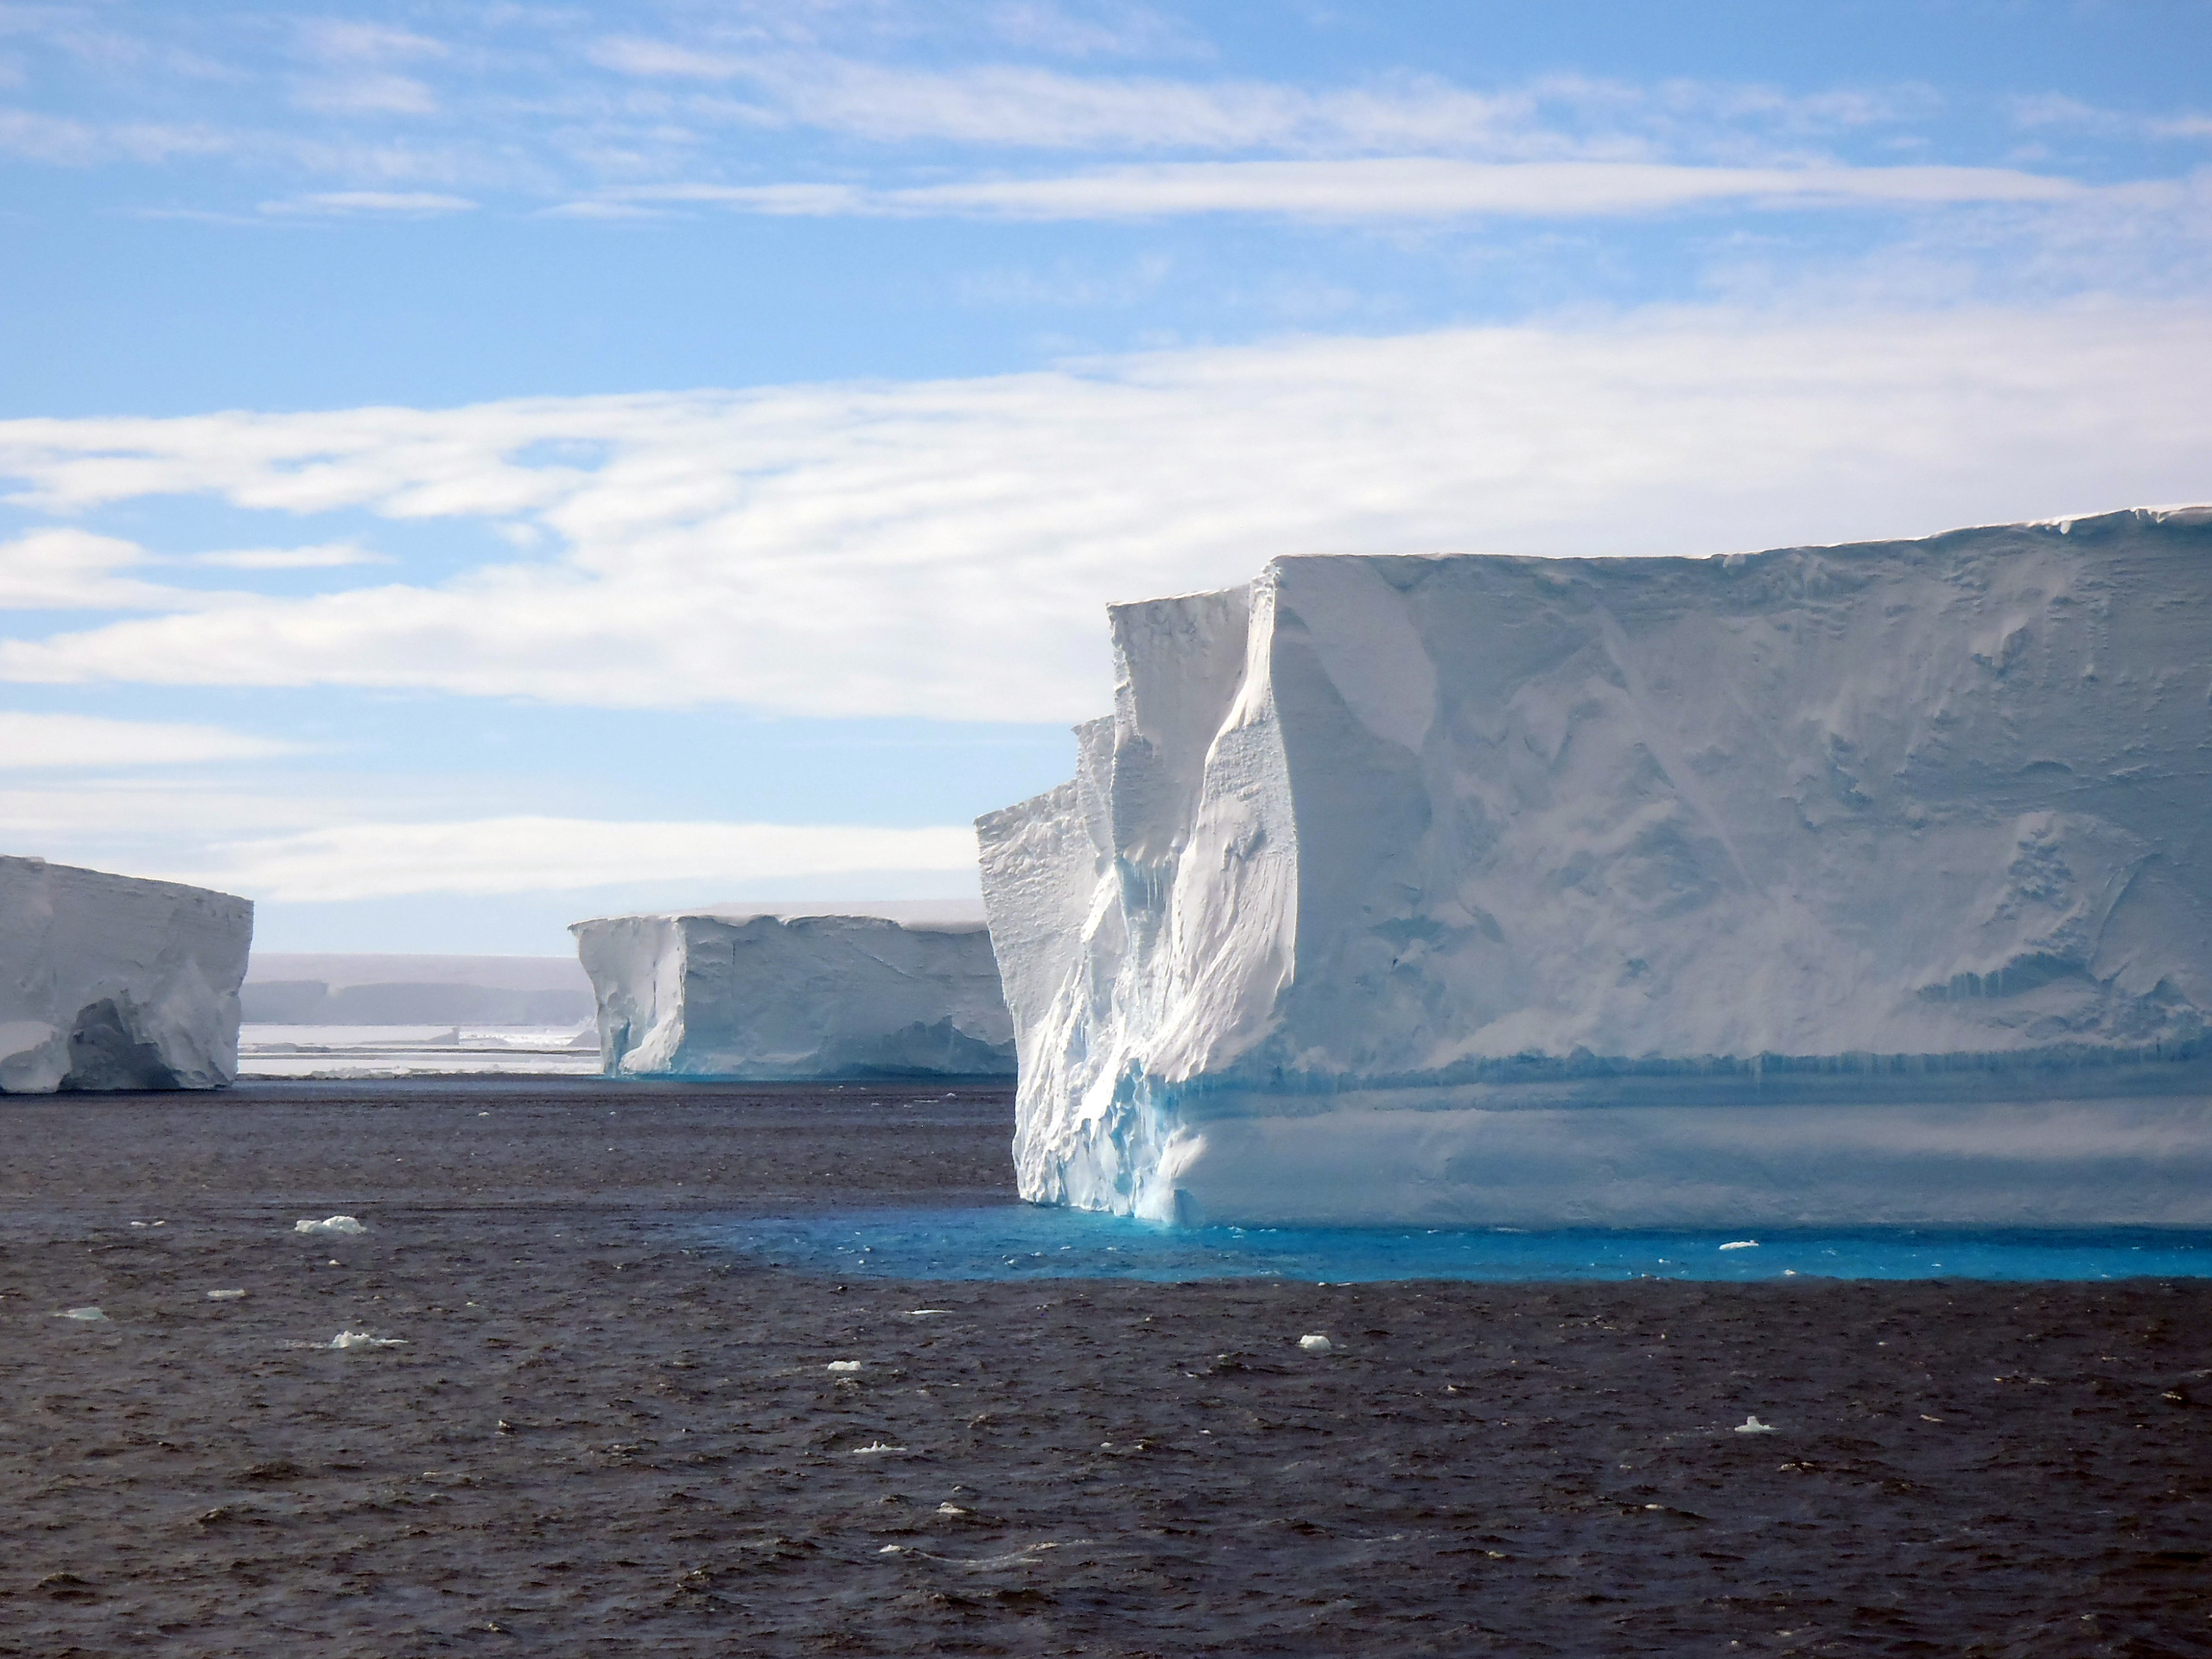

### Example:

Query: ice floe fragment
xmin=61 ymin=1306 xmax=107 ymax=1321
xmin=1298 ymin=1334 xmax=1333 ymax=1355
xmin=296 ymin=1216 xmax=367 ymax=1236
xmin=327 ymin=1331 xmax=404 ymax=1350
xmin=1734 ymin=1414 xmax=1777 ymax=1433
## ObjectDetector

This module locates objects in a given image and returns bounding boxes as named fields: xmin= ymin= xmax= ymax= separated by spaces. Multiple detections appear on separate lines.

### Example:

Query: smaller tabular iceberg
xmin=0 ymin=855 xmax=252 ymax=1092
xmin=573 ymin=904 xmax=1016 ymax=1080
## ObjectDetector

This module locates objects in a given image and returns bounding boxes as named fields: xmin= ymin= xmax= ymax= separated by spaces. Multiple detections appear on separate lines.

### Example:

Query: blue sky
xmin=2 ymin=0 xmax=2209 ymax=952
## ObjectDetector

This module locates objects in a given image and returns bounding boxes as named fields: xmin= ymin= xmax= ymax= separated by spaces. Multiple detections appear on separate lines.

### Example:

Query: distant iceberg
xmin=978 ymin=508 xmax=2212 ymax=1227
xmin=0 ymin=855 xmax=251 ymax=1092
xmin=573 ymin=903 xmax=1016 ymax=1080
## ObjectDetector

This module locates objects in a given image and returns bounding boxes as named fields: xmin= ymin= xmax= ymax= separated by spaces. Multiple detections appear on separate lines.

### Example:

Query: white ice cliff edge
xmin=573 ymin=906 xmax=1016 ymax=1080
xmin=0 ymin=856 xmax=253 ymax=1093
xmin=977 ymin=507 xmax=2212 ymax=1227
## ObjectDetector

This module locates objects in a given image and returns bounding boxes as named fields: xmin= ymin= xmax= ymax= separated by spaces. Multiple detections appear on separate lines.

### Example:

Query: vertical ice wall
xmin=978 ymin=508 xmax=2212 ymax=1226
xmin=0 ymin=856 xmax=253 ymax=1092
xmin=573 ymin=907 xmax=1016 ymax=1080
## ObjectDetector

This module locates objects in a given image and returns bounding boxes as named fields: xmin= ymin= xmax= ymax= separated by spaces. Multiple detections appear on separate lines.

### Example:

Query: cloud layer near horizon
xmin=161 ymin=817 xmax=982 ymax=903
xmin=4 ymin=302 xmax=2210 ymax=728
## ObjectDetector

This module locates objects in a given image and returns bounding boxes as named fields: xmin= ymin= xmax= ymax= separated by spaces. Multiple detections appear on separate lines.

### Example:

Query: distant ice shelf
xmin=573 ymin=904 xmax=1016 ymax=1080
xmin=977 ymin=506 xmax=2212 ymax=1228
xmin=242 ymin=952 xmax=594 ymax=1027
xmin=0 ymin=855 xmax=252 ymax=1092
xmin=235 ymin=1022 xmax=601 ymax=1080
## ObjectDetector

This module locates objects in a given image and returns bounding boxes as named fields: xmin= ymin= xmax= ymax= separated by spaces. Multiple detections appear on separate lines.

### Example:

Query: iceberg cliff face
xmin=977 ymin=508 xmax=2212 ymax=1226
xmin=573 ymin=907 xmax=1016 ymax=1080
xmin=0 ymin=856 xmax=252 ymax=1092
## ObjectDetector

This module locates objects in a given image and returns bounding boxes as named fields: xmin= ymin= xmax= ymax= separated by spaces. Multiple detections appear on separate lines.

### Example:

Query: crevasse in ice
xmin=573 ymin=905 xmax=1016 ymax=1080
xmin=0 ymin=855 xmax=252 ymax=1092
xmin=976 ymin=508 xmax=2212 ymax=1227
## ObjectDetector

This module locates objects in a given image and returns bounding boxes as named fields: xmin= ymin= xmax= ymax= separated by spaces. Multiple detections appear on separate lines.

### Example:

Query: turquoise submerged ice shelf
xmin=976 ymin=508 xmax=2212 ymax=1228
xmin=719 ymin=1207 xmax=2212 ymax=1283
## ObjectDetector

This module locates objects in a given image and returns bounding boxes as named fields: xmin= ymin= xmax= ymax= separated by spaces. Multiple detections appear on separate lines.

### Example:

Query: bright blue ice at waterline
xmin=716 ymin=1206 xmax=2212 ymax=1282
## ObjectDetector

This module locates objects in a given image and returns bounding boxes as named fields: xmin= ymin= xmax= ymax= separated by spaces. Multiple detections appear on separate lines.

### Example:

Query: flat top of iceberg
xmin=1 ymin=852 xmax=248 ymax=910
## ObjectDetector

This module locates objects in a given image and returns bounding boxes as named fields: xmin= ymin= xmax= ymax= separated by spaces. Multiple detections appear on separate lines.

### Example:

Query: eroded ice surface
xmin=0 ymin=855 xmax=252 ymax=1092
xmin=977 ymin=508 xmax=2212 ymax=1227
xmin=574 ymin=905 xmax=1015 ymax=1080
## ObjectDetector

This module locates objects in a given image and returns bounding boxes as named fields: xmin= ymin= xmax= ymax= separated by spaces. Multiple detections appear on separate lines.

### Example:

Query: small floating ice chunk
xmin=1298 ymin=1333 xmax=1333 ymax=1355
xmin=207 ymin=1289 xmax=246 ymax=1300
xmin=937 ymin=1503 xmax=969 ymax=1516
xmin=906 ymin=1309 xmax=951 ymax=1317
xmin=1733 ymin=1414 xmax=1777 ymax=1433
xmin=61 ymin=1306 xmax=108 ymax=1321
xmin=296 ymin=1217 xmax=367 ymax=1236
xmin=1718 ymin=1240 xmax=1758 ymax=1251
xmin=327 ymin=1330 xmax=405 ymax=1350
xmin=849 ymin=1441 xmax=904 ymax=1455
xmin=826 ymin=1359 xmax=863 ymax=1374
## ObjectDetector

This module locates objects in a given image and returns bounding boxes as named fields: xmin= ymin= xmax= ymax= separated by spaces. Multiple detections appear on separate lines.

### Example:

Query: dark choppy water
xmin=721 ymin=1204 xmax=2212 ymax=1281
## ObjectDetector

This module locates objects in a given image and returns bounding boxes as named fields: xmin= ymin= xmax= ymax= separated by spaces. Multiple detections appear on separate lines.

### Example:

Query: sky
xmin=2 ymin=0 xmax=2209 ymax=955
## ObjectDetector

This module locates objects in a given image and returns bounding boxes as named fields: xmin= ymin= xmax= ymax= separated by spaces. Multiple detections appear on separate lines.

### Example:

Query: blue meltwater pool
xmin=714 ymin=1205 xmax=2212 ymax=1282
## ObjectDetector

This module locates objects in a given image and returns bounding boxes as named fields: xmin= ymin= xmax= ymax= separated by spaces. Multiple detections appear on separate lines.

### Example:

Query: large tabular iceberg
xmin=574 ymin=904 xmax=1016 ymax=1080
xmin=0 ymin=856 xmax=252 ymax=1092
xmin=978 ymin=508 xmax=2212 ymax=1227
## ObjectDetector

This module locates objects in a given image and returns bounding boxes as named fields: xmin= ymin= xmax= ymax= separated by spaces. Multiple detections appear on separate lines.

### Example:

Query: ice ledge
xmin=1145 ymin=1097 xmax=2212 ymax=1230
xmin=1159 ymin=1042 xmax=2212 ymax=1119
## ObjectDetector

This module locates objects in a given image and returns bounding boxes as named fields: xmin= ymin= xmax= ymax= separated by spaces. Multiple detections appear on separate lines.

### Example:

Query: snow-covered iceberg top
xmin=572 ymin=903 xmax=1015 ymax=1080
xmin=978 ymin=507 xmax=2212 ymax=1226
xmin=0 ymin=855 xmax=252 ymax=1092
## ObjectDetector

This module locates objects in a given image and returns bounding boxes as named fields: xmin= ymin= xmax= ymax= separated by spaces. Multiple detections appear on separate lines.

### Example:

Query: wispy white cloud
xmin=725 ymin=156 xmax=2088 ymax=221
xmin=165 ymin=816 xmax=982 ymax=901
xmin=295 ymin=20 xmax=448 ymax=66
xmin=585 ymin=51 xmax=1936 ymax=158
xmin=0 ymin=709 xmax=302 ymax=767
xmin=0 ymin=527 xmax=192 ymax=607
xmin=291 ymin=73 xmax=438 ymax=118
xmin=594 ymin=53 xmax=1582 ymax=154
xmin=1 ymin=302 xmax=2207 ymax=724
xmin=587 ymin=36 xmax=751 ymax=81
xmin=982 ymin=2 xmax=1200 ymax=60
xmin=2011 ymin=92 xmax=2212 ymax=143
xmin=260 ymin=189 xmax=477 ymax=216
xmin=186 ymin=542 xmax=389 ymax=569
xmin=0 ymin=106 xmax=230 ymax=163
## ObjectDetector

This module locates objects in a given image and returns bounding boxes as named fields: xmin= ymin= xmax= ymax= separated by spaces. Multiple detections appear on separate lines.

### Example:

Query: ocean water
xmin=719 ymin=1205 xmax=2212 ymax=1282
